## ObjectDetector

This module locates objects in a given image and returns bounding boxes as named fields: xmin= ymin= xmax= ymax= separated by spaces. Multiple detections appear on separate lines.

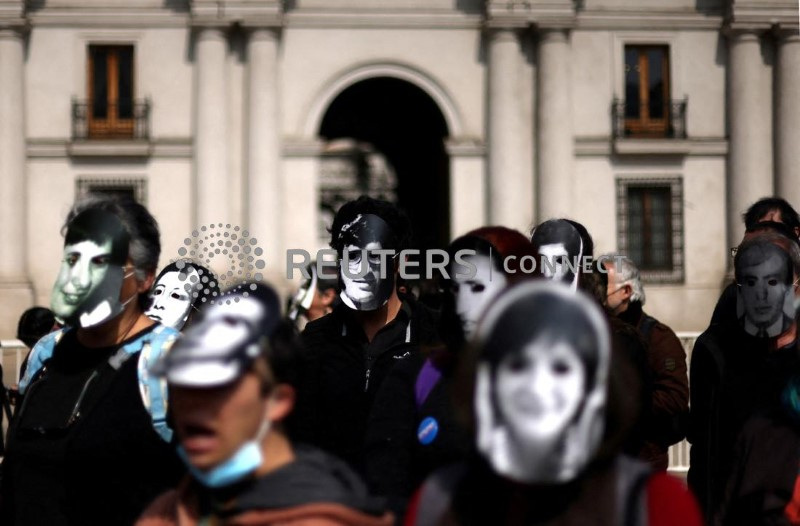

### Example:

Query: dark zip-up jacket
xmin=290 ymin=296 xmax=439 ymax=473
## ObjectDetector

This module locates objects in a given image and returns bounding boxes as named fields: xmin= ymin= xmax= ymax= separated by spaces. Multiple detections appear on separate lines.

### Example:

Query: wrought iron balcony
xmin=612 ymin=98 xmax=687 ymax=139
xmin=71 ymin=98 xmax=151 ymax=140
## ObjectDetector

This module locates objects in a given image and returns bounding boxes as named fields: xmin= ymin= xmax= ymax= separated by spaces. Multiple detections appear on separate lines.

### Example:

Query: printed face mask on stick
xmin=735 ymin=241 xmax=796 ymax=338
xmin=531 ymin=220 xmax=584 ymax=290
xmin=50 ymin=209 xmax=132 ymax=328
xmin=474 ymin=281 xmax=610 ymax=484
xmin=337 ymin=214 xmax=397 ymax=311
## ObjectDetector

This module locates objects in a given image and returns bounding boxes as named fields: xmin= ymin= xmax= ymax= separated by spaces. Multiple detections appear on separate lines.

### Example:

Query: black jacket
xmin=715 ymin=411 xmax=800 ymax=526
xmin=364 ymin=352 xmax=471 ymax=519
xmin=688 ymin=317 xmax=800 ymax=524
xmin=291 ymin=296 xmax=439 ymax=472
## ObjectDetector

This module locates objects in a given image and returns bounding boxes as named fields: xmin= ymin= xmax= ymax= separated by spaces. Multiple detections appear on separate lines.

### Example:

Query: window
xmin=76 ymin=177 xmax=147 ymax=205
xmin=88 ymin=45 xmax=134 ymax=139
xmin=617 ymin=178 xmax=683 ymax=283
xmin=624 ymin=45 xmax=670 ymax=137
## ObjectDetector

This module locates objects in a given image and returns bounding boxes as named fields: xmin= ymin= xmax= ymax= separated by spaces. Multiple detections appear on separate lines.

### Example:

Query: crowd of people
xmin=0 ymin=192 xmax=797 ymax=525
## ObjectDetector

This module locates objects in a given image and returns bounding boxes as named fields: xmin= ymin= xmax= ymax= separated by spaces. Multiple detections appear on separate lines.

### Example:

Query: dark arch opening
xmin=319 ymin=77 xmax=451 ymax=253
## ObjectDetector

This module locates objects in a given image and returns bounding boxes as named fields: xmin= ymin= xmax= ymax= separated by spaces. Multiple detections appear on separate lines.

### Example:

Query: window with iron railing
xmin=71 ymin=45 xmax=149 ymax=140
xmin=617 ymin=178 xmax=684 ymax=283
xmin=613 ymin=45 xmax=686 ymax=139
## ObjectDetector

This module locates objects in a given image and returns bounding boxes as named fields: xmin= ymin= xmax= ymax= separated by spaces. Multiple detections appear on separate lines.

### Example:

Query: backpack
xmin=18 ymin=324 xmax=179 ymax=442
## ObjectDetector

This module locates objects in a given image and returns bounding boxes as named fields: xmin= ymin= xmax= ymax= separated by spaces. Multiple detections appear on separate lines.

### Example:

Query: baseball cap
xmin=152 ymin=283 xmax=281 ymax=387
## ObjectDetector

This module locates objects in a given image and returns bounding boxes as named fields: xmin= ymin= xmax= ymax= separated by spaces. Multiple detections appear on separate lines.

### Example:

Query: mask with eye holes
xmin=474 ymin=281 xmax=610 ymax=484
xmin=146 ymin=261 xmax=219 ymax=331
xmin=531 ymin=219 xmax=584 ymax=291
xmin=337 ymin=214 xmax=398 ymax=311
xmin=50 ymin=209 xmax=132 ymax=328
xmin=735 ymin=240 xmax=796 ymax=338
xmin=449 ymin=251 xmax=507 ymax=340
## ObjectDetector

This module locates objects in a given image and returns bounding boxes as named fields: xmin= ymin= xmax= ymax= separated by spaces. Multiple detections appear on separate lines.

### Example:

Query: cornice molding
xmin=486 ymin=0 xmax=576 ymax=30
xmin=575 ymin=10 xmax=723 ymax=31
xmin=575 ymin=136 xmax=728 ymax=157
xmin=28 ymin=137 xmax=193 ymax=159
xmin=282 ymin=10 xmax=482 ymax=29
xmin=726 ymin=1 xmax=799 ymax=32
xmin=190 ymin=0 xmax=282 ymax=28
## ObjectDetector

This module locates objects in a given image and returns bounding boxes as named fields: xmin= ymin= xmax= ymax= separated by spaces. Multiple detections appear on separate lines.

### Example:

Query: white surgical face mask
xmin=452 ymin=255 xmax=507 ymax=339
xmin=146 ymin=269 xmax=198 ymax=330
xmin=178 ymin=418 xmax=271 ymax=488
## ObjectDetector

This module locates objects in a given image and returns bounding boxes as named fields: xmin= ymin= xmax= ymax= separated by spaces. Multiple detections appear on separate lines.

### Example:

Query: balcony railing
xmin=71 ymin=98 xmax=151 ymax=140
xmin=612 ymin=98 xmax=687 ymax=139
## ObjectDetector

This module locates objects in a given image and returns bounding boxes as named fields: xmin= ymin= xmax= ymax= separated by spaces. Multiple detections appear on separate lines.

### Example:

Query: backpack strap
xmin=615 ymin=455 xmax=652 ymax=526
xmin=415 ymin=463 xmax=467 ymax=526
xmin=639 ymin=314 xmax=659 ymax=344
xmin=415 ymin=358 xmax=442 ymax=409
xmin=131 ymin=325 xmax=179 ymax=443
xmin=19 ymin=328 xmax=68 ymax=393
xmin=18 ymin=324 xmax=179 ymax=443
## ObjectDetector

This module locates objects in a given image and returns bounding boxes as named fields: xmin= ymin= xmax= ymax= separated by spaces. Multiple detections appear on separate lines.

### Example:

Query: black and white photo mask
xmin=735 ymin=241 xmax=796 ymax=338
xmin=337 ymin=214 xmax=397 ymax=311
xmin=450 ymin=254 xmax=507 ymax=339
xmin=531 ymin=220 xmax=584 ymax=290
xmin=474 ymin=281 xmax=610 ymax=484
xmin=146 ymin=261 xmax=217 ymax=331
xmin=50 ymin=209 xmax=133 ymax=328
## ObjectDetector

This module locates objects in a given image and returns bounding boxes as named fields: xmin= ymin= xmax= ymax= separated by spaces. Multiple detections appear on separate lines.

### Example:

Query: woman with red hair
xmin=363 ymin=226 xmax=538 ymax=521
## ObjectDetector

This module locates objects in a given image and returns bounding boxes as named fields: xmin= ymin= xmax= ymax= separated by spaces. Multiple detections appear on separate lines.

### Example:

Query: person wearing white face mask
xmin=1 ymin=195 xmax=183 ymax=526
xmin=146 ymin=260 xmax=219 ymax=331
xmin=138 ymin=283 xmax=393 ymax=526
xmin=365 ymin=227 xmax=537 ymax=520
xmin=407 ymin=281 xmax=703 ymax=526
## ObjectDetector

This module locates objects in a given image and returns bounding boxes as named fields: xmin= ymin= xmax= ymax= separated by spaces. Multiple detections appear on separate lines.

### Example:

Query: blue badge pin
xmin=417 ymin=416 xmax=439 ymax=445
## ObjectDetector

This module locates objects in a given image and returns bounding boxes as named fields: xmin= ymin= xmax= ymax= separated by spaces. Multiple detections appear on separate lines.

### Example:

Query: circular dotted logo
xmin=171 ymin=223 xmax=267 ymax=306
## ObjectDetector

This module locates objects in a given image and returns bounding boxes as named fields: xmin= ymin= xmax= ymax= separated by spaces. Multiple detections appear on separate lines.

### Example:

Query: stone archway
xmin=318 ymin=76 xmax=451 ymax=252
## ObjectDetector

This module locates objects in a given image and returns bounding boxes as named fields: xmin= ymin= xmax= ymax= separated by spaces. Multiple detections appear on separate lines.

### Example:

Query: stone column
xmin=0 ymin=28 xmax=25 ymax=280
xmin=447 ymin=138 xmax=487 ymax=238
xmin=245 ymin=27 xmax=282 ymax=274
xmin=487 ymin=28 xmax=534 ymax=232
xmin=194 ymin=27 xmax=229 ymax=227
xmin=775 ymin=30 xmax=800 ymax=209
xmin=537 ymin=28 xmax=573 ymax=221
xmin=0 ymin=27 xmax=33 ymax=335
xmin=727 ymin=30 xmax=773 ymax=250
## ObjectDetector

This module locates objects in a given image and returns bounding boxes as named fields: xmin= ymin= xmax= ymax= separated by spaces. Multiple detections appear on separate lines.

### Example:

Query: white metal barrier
xmin=667 ymin=332 xmax=700 ymax=475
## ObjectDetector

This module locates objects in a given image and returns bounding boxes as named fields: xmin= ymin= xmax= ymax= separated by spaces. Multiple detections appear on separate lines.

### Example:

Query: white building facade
xmin=0 ymin=0 xmax=797 ymax=337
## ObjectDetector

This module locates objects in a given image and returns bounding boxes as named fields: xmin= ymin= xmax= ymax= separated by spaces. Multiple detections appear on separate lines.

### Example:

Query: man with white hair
xmin=602 ymin=254 xmax=689 ymax=471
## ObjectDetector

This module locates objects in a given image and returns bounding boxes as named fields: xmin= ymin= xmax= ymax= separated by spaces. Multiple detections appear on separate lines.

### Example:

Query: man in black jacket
xmin=291 ymin=196 xmax=439 ymax=472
